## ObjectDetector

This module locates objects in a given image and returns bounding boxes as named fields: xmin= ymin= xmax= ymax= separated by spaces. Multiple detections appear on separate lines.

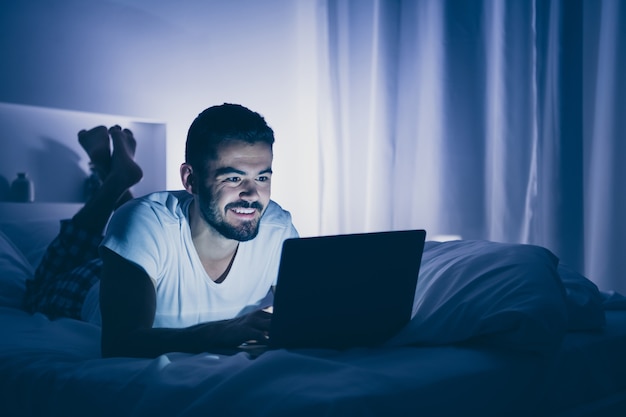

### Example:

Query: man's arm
xmin=99 ymin=247 xmax=271 ymax=358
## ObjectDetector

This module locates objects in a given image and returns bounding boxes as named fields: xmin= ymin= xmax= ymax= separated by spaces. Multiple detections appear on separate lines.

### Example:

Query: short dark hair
xmin=185 ymin=103 xmax=275 ymax=172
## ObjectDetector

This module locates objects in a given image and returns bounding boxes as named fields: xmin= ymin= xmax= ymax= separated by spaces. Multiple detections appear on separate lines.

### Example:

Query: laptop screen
xmin=269 ymin=229 xmax=426 ymax=350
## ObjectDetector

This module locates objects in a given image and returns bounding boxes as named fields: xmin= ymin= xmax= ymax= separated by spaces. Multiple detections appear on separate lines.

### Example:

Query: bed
xmin=1 ymin=103 xmax=626 ymax=417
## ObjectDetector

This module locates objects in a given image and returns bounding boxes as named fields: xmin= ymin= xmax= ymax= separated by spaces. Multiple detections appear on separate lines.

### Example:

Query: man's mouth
xmin=232 ymin=207 xmax=256 ymax=215
xmin=226 ymin=202 xmax=263 ymax=218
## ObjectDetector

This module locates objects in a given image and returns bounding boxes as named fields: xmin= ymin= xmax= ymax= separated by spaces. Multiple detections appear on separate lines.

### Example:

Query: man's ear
xmin=180 ymin=163 xmax=195 ymax=194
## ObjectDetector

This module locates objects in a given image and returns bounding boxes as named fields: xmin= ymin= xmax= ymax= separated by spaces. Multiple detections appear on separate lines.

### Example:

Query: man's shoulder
xmin=117 ymin=190 xmax=191 ymax=223
xmin=136 ymin=190 xmax=191 ymax=206
xmin=261 ymin=200 xmax=294 ymax=226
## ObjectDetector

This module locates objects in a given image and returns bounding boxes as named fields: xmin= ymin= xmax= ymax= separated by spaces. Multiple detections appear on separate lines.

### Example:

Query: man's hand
xmin=203 ymin=309 xmax=273 ymax=347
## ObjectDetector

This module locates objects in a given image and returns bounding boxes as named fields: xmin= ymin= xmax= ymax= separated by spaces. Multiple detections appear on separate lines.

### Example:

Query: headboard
xmin=0 ymin=102 xmax=166 ymax=222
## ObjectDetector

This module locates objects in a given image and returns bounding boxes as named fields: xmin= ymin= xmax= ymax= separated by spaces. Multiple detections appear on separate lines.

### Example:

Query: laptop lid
xmin=269 ymin=229 xmax=426 ymax=350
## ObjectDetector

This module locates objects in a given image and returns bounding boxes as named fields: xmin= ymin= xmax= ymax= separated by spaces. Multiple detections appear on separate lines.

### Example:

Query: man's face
xmin=196 ymin=140 xmax=273 ymax=241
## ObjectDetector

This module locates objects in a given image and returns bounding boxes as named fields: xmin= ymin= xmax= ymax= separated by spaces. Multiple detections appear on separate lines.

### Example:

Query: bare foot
xmin=108 ymin=125 xmax=143 ymax=190
xmin=122 ymin=128 xmax=137 ymax=156
xmin=78 ymin=126 xmax=111 ymax=180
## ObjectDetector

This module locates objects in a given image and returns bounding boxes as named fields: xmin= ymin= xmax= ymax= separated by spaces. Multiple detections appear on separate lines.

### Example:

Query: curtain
xmin=316 ymin=0 xmax=626 ymax=294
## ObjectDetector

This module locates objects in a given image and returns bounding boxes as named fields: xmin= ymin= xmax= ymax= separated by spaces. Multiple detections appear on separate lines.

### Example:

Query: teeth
xmin=233 ymin=208 xmax=255 ymax=214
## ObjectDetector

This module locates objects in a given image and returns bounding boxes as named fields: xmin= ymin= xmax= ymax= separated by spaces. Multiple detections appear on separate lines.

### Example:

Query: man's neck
xmin=189 ymin=201 xmax=239 ymax=263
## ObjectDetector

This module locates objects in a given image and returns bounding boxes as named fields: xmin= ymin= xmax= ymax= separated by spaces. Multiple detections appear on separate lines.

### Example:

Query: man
xmin=23 ymin=103 xmax=299 ymax=358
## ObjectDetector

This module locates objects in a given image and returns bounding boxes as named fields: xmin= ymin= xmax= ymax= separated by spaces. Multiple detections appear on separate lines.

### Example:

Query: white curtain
xmin=315 ymin=0 xmax=626 ymax=294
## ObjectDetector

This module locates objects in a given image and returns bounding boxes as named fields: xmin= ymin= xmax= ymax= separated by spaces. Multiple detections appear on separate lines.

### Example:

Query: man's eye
xmin=257 ymin=176 xmax=270 ymax=182
xmin=225 ymin=177 xmax=241 ymax=183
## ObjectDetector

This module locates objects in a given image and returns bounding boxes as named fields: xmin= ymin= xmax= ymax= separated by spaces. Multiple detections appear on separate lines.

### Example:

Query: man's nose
xmin=239 ymin=180 xmax=259 ymax=200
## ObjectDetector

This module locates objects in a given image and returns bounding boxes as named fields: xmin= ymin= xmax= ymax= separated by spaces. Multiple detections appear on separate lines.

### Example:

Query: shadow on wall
xmin=0 ymin=137 xmax=87 ymax=203
xmin=35 ymin=137 xmax=86 ymax=202
xmin=0 ymin=102 xmax=167 ymax=204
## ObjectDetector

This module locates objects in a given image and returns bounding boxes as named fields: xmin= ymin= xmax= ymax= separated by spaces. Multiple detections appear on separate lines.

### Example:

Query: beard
xmin=197 ymin=186 xmax=264 ymax=242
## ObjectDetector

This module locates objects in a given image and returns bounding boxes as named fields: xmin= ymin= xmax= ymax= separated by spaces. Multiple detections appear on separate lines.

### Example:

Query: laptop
xmin=263 ymin=229 xmax=427 ymax=351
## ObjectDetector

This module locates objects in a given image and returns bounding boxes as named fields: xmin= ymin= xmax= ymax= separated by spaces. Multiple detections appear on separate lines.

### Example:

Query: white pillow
xmin=0 ymin=220 xmax=61 ymax=267
xmin=557 ymin=263 xmax=606 ymax=331
xmin=0 ymin=230 xmax=34 ymax=308
xmin=387 ymin=240 xmax=569 ymax=355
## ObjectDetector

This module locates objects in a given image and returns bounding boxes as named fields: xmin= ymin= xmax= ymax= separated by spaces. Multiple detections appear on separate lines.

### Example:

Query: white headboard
xmin=0 ymin=101 xmax=167 ymax=222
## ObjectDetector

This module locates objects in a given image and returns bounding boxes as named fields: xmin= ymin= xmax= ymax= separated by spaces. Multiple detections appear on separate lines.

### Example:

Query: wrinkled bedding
xmin=1 ymin=223 xmax=625 ymax=417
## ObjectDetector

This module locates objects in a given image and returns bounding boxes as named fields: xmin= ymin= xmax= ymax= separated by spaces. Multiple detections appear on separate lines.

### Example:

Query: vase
xmin=10 ymin=172 xmax=35 ymax=203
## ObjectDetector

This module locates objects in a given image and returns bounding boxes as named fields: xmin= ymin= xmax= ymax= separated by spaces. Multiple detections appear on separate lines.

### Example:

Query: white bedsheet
xmin=1 ymin=226 xmax=625 ymax=416
xmin=0 ymin=306 xmax=546 ymax=417
xmin=2 ymin=306 xmax=625 ymax=416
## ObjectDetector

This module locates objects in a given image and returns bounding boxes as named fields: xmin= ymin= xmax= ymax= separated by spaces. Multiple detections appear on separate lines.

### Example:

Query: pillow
xmin=0 ymin=220 xmax=61 ymax=267
xmin=0 ymin=229 xmax=34 ymax=308
xmin=557 ymin=263 xmax=606 ymax=331
xmin=387 ymin=240 xmax=569 ymax=355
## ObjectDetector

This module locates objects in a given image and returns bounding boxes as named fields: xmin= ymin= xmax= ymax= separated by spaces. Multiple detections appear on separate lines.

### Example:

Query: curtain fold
xmin=317 ymin=0 xmax=625 ymax=294
xmin=584 ymin=0 xmax=626 ymax=294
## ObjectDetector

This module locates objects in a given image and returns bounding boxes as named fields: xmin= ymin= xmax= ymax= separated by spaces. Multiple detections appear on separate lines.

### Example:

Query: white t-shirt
xmin=84 ymin=190 xmax=298 ymax=328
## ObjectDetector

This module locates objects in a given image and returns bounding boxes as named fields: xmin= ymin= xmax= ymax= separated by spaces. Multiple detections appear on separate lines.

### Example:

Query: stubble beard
xmin=197 ymin=186 xmax=264 ymax=242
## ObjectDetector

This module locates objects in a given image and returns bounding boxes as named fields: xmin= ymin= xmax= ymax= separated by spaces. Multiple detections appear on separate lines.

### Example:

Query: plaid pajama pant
xmin=22 ymin=220 xmax=103 ymax=320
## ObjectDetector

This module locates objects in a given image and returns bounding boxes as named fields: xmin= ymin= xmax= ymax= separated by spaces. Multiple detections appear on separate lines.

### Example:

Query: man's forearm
xmin=101 ymin=321 xmax=228 ymax=358
xmin=101 ymin=310 xmax=272 ymax=358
